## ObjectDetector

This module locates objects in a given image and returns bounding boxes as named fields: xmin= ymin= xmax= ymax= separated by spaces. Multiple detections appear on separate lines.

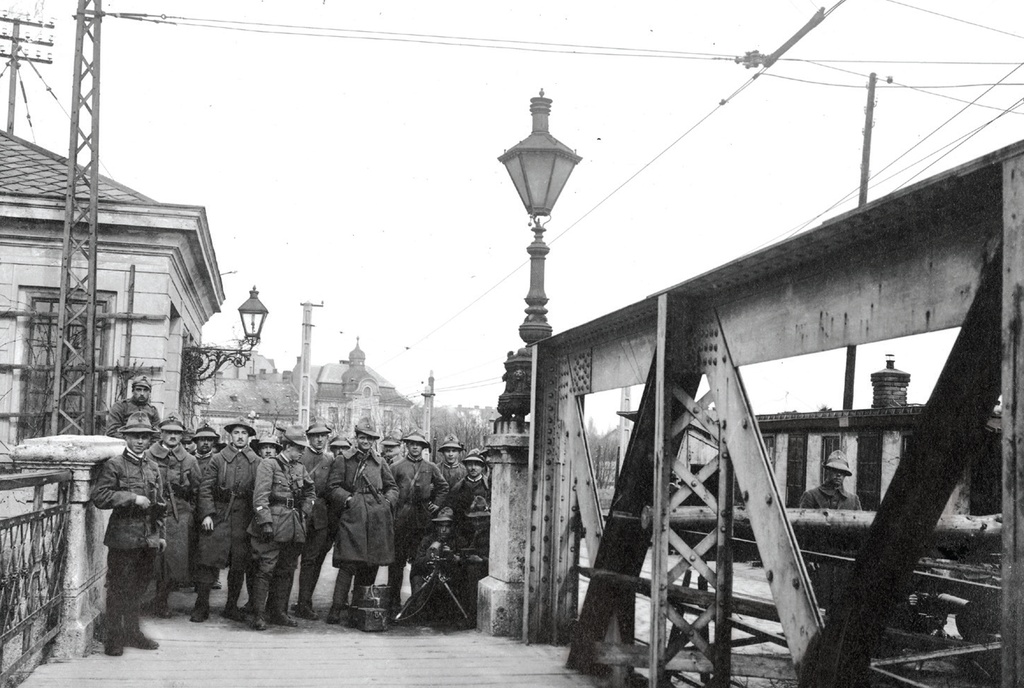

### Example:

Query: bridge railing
xmin=0 ymin=470 xmax=72 ymax=686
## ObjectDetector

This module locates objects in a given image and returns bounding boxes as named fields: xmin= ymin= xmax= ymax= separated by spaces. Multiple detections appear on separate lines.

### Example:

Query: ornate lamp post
xmin=183 ymin=286 xmax=269 ymax=382
xmin=496 ymin=90 xmax=582 ymax=424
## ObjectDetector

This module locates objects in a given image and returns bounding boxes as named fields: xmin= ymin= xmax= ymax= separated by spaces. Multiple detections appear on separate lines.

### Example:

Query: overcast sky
xmin=7 ymin=1 xmax=1023 ymax=423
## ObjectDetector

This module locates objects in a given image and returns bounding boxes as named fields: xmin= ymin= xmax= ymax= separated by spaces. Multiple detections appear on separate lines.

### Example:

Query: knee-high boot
xmin=222 ymin=568 xmax=245 ymax=620
xmin=295 ymin=562 xmax=319 ymax=619
xmin=190 ymin=583 xmax=211 ymax=623
xmin=250 ymin=576 xmax=269 ymax=631
xmin=387 ymin=564 xmax=405 ymax=612
xmin=268 ymin=571 xmax=298 ymax=626
xmin=325 ymin=570 xmax=352 ymax=625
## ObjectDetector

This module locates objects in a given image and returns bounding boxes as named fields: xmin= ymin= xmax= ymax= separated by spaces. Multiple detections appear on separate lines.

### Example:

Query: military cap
xmin=192 ymin=423 xmax=220 ymax=441
xmin=467 ymin=495 xmax=491 ymax=518
xmin=329 ymin=436 xmax=352 ymax=450
xmin=129 ymin=375 xmax=152 ymax=390
xmin=182 ymin=428 xmax=194 ymax=441
xmin=439 ymin=434 xmax=463 ymax=451
xmin=380 ymin=433 xmax=402 ymax=447
xmin=158 ymin=415 xmax=185 ymax=433
xmin=431 ymin=506 xmax=455 ymax=523
xmin=463 ymin=448 xmax=487 ymax=465
xmin=121 ymin=411 xmax=155 ymax=435
xmin=223 ymin=416 xmax=256 ymax=436
xmin=306 ymin=419 xmax=332 ymax=436
xmin=823 ymin=450 xmax=853 ymax=476
xmin=402 ymin=429 xmax=429 ymax=447
xmin=256 ymin=433 xmax=281 ymax=448
xmin=280 ymin=425 xmax=310 ymax=449
xmin=354 ymin=419 xmax=381 ymax=439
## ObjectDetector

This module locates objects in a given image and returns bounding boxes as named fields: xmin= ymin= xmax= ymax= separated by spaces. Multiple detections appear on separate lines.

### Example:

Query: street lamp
xmin=183 ymin=286 xmax=269 ymax=382
xmin=496 ymin=91 xmax=581 ymax=423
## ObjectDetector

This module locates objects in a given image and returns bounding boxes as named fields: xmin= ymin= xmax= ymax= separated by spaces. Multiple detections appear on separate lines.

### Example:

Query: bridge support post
xmin=13 ymin=435 xmax=121 ymax=659
xmin=479 ymin=422 xmax=531 ymax=637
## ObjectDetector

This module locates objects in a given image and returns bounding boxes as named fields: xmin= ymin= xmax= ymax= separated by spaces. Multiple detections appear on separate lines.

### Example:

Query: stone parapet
xmin=13 ymin=435 xmax=120 ymax=659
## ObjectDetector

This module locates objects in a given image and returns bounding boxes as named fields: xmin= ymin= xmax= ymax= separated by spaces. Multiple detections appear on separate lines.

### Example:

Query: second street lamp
xmin=496 ymin=91 xmax=581 ymax=423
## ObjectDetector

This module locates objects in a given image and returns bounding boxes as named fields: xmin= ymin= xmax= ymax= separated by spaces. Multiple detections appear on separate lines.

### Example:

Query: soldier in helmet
xmin=90 ymin=412 xmax=166 ymax=656
xmin=256 ymin=434 xmax=281 ymax=460
xmin=300 ymin=419 xmax=332 ymax=475
xmin=182 ymin=428 xmax=197 ymax=457
xmin=437 ymin=434 xmax=467 ymax=496
xmin=192 ymin=416 xmax=261 ymax=623
xmin=379 ymin=433 xmax=402 ymax=466
xmin=292 ymin=431 xmax=342 ymax=620
xmin=387 ymin=428 xmax=448 ymax=613
xmin=798 ymin=450 xmax=862 ymax=510
xmin=324 ymin=419 xmax=398 ymax=624
xmin=106 ymin=375 xmax=160 ymax=438
xmin=329 ymin=435 xmax=352 ymax=458
xmin=146 ymin=415 xmax=201 ymax=618
xmin=247 ymin=426 xmax=315 ymax=630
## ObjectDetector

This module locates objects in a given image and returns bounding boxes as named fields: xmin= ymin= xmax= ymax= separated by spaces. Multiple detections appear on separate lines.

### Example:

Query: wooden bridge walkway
xmin=19 ymin=573 xmax=608 ymax=688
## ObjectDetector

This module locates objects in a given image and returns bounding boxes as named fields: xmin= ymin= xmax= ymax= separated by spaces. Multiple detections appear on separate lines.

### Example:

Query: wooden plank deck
xmin=20 ymin=565 xmax=608 ymax=688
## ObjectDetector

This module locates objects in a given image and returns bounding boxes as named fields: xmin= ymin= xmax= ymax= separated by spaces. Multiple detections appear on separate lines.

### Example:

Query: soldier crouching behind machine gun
xmin=394 ymin=507 xmax=470 ymax=626
xmin=90 ymin=412 xmax=168 ymax=656
xmin=247 ymin=426 xmax=315 ymax=630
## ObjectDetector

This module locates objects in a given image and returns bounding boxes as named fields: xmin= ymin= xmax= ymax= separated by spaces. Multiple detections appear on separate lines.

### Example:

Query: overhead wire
xmin=16 ymin=66 xmax=34 ymax=142
xmin=883 ymin=0 xmax=1024 ymax=43
xmin=750 ymin=59 xmax=1024 ymax=249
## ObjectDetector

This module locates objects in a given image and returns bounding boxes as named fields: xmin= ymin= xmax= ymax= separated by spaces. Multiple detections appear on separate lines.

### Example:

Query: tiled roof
xmin=201 ymin=378 xmax=299 ymax=416
xmin=0 ymin=130 xmax=154 ymax=203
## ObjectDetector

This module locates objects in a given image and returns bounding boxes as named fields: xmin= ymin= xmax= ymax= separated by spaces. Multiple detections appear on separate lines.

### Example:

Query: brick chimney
xmin=870 ymin=354 xmax=910 ymax=408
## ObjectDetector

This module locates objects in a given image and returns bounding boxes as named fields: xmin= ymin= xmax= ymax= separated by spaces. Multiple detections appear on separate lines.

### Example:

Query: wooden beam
xmin=803 ymin=246 xmax=1004 ymax=688
xmin=591 ymin=643 xmax=796 ymax=680
xmin=701 ymin=315 xmax=823 ymax=675
xmin=650 ymin=293 xmax=671 ymax=686
xmin=669 ymin=507 xmax=1002 ymax=551
xmin=1003 ymin=155 xmax=1024 ymax=688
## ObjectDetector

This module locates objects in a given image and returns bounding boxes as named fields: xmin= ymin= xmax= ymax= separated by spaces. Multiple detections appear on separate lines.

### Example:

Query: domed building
xmin=293 ymin=338 xmax=413 ymax=436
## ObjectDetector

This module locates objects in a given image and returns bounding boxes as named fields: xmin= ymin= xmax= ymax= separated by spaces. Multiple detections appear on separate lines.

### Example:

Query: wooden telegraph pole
xmin=0 ymin=12 xmax=54 ymax=134
xmin=422 ymin=370 xmax=435 ymax=453
xmin=297 ymin=301 xmax=323 ymax=428
xmin=843 ymin=72 xmax=878 ymax=410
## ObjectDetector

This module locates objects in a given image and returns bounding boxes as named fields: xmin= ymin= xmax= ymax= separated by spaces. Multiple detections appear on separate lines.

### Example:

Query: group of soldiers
xmin=91 ymin=376 xmax=492 ymax=657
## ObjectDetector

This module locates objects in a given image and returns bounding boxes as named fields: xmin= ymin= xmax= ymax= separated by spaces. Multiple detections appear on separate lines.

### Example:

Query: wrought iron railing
xmin=0 ymin=470 xmax=71 ymax=685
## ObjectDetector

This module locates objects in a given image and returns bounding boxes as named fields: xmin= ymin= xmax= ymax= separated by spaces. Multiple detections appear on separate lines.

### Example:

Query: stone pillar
xmin=478 ymin=423 xmax=530 ymax=637
xmin=13 ymin=435 xmax=121 ymax=659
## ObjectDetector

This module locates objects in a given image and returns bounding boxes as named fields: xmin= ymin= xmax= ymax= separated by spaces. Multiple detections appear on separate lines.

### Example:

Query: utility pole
xmin=617 ymin=386 xmax=631 ymax=476
xmin=297 ymin=301 xmax=323 ymax=428
xmin=0 ymin=12 xmax=54 ymax=134
xmin=422 ymin=370 xmax=435 ymax=446
xmin=843 ymin=72 xmax=878 ymax=411
xmin=50 ymin=0 xmax=101 ymax=435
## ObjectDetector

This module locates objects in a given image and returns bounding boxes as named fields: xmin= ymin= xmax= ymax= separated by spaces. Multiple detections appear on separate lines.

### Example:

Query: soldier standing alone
xmin=248 ymin=426 xmax=315 ymax=630
xmin=192 ymin=416 xmax=261 ymax=622
xmin=90 ymin=412 xmax=166 ymax=656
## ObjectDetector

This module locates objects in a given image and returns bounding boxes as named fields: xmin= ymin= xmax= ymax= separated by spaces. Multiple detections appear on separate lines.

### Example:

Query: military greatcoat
xmin=91 ymin=449 xmax=166 ymax=549
xmin=105 ymin=399 xmax=161 ymax=438
xmin=438 ymin=461 xmax=468 ymax=499
xmin=147 ymin=443 xmax=201 ymax=583
xmin=327 ymin=446 xmax=398 ymax=566
xmin=196 ymin=444 xmax=261 ymax=569
xmin=392 ymin=458 xmax=449 ymax=533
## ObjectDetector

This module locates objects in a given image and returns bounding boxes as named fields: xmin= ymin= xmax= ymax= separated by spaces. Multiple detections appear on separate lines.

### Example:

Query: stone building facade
xmin=296 ymin=339 xmax=413 ymax=437
xmin=0 ymin=131 xmax=224 ymax=455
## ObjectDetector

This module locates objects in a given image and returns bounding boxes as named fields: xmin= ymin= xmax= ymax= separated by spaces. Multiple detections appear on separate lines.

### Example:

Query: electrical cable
xmin=16 ymin=66 xmax=34 ymax=142
xmin=883 ymin=0 xmax=1024 ymax=43
xmin=750 ymin=60 xmax=1024 ymax=250
xmin=110 ymin=13 xmax=735 ymax=61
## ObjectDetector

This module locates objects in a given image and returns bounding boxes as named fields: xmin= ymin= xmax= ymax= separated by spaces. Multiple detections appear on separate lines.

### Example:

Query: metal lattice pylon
xmin=49 ymin=0 xmax=101 ymax=435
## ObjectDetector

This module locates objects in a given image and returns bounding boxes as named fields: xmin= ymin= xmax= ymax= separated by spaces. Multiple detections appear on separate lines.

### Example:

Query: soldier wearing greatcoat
xmin=324 ymin=419 xmax=398 ymax=624
xmin=437 ymin=434 xmax=468 ymax=495
xmin=90 ymin=412 xmax=166 ymax=657
xmin=387 ymin=428 xmax=448 ymax=612
xmin=146 ymin=415 xmax=201 ymax=618
xmin=192 ymin=416 xmax=261 ymax=623
xmin=105 ymin=375 xmax=160 ymax=438
xmin=446 ymin=449 xmax=491 ymax=542
xmin=247 ymin=426 xmax=315 ymax=630
xmin=293 ymin=433 xmax=342 ymax=620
